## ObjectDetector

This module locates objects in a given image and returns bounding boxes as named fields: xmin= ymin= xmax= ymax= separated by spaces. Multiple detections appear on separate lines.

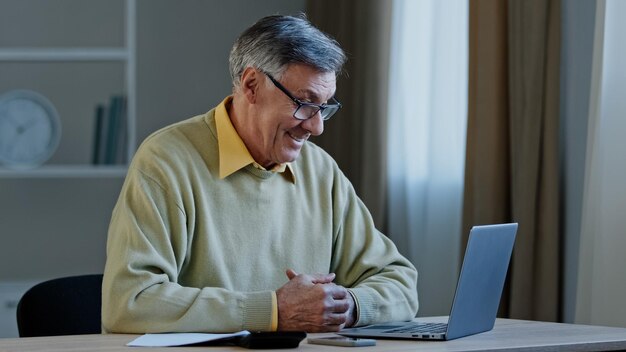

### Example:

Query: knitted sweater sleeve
xmin=329 ymin=167 xmax=419 ymax=326
xmin=101 ymin=162 xmax=273 ymax=334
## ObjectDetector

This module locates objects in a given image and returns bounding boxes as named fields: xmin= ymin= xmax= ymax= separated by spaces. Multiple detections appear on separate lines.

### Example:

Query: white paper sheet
xmin=127 ymin=331 xmax=250 ymax=347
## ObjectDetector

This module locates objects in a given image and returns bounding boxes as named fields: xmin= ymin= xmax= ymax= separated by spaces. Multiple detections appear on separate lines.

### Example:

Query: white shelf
xmin=0 ymin=48 xmax=128 ymax=61
xmin=0 ymin=165 xmax=128 ymax=178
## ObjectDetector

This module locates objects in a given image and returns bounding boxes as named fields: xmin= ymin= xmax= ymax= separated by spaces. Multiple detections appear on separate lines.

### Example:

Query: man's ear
xmin=240 ymin=67 xmax=260 ymax=104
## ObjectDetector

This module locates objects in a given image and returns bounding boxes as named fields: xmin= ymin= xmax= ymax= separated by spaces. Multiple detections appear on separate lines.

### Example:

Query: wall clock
xmin=0 ymin=89 xmax=62 ymax=169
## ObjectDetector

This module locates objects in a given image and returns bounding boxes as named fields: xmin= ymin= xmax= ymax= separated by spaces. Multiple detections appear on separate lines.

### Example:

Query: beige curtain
xmin=463 ymin=0 xmax=561 ymax=321
xmin=306 ymin=0 xmax=392 ymax=228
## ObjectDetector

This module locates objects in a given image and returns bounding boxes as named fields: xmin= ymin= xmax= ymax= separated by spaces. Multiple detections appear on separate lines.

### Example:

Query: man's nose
xmin=302 ymin=112 xmax=324 ymax=136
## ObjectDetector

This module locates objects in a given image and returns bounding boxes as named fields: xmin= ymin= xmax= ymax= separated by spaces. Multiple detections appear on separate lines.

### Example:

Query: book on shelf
xmin=91 ymin=104 xmax=106 ymax=165
xmin=91 ymin=94 xmax=127 ymax=165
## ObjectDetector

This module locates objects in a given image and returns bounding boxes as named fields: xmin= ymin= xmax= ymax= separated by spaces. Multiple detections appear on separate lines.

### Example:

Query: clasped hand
xmin=276 ymin=269 xmax=355 ymax=332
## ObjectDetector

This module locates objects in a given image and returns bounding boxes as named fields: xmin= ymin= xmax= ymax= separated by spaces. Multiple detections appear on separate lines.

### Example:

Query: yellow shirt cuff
xmin=271 ymin=291 xmax=278 ymax=331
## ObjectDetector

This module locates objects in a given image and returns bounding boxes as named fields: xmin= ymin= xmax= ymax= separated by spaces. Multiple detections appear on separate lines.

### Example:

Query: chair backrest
xmin=16 ymin=274 xmax=103 ymax=337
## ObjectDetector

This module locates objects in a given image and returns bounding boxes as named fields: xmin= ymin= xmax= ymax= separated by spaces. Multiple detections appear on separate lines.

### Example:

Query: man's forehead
xmin=284 ymin=67 xmax=336 ymax=101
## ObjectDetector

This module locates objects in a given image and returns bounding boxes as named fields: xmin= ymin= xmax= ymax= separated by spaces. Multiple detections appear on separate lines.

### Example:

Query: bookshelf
xmin=0 ymin=0 xmax=136 ymax=178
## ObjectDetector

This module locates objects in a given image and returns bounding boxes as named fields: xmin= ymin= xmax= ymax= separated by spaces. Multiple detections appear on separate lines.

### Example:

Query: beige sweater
xmin=101 ymin=107 xmax=418 ymax=333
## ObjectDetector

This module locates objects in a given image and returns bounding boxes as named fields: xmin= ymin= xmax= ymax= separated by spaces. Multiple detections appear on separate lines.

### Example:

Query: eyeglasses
xmin=264 ymin=72 xmax=342 ymax=121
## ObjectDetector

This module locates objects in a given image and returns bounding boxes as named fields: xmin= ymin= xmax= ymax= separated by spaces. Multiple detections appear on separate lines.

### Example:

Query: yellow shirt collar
xmin=215 ymin=97 xmax=296 ymax=183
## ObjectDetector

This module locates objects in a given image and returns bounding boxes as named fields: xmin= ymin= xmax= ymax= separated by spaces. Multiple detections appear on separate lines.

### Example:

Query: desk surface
xmin=2 ymin=318 xmax=626 ymax=351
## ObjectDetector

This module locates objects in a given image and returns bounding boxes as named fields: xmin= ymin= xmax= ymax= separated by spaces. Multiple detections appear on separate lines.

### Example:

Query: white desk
xmin=2 ymin=318 xmax=626 ymax=351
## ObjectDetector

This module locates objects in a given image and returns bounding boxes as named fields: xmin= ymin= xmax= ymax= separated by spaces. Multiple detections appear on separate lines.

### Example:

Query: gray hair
xmin=229 ymin=14 xmax=346 ymax=89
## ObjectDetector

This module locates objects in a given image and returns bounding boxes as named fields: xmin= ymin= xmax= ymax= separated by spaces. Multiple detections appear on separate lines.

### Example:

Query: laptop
xmin=339 ymin=223 xmax=518 ymax=341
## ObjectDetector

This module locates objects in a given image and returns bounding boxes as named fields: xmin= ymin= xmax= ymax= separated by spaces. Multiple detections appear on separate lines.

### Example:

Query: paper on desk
xmin=127 ymin=331 xmax=250 ymax=347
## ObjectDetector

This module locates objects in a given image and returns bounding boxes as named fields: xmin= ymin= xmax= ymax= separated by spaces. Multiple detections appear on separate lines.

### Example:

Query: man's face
xmin=250 ymin=64 xmax=336 ymax=167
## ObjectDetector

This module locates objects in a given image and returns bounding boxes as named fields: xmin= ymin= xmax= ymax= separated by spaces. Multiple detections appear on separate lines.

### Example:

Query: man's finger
xmin=285 ymin=269 xmax=299 ymax=280
xmin=310 ymin=272 xmax=335 ymax=284
xmin=330 ymin=286 xmax=348 ymax=299
xmin=330 ymin=298 xmax=350 ymax=313
xmin=325 ymin=312 xmax=348 ymax=326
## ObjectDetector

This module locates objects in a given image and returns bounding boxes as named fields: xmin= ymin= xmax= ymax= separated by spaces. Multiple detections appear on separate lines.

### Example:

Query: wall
xmin=0 ymin=0 xmax=304 ymax=337
xmin=135 ymin=0 xmax=304 ymax=143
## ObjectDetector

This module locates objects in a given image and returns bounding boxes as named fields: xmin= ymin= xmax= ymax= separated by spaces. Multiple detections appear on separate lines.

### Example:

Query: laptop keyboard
xmin=384 ymin=323 xmax=448 ymax=334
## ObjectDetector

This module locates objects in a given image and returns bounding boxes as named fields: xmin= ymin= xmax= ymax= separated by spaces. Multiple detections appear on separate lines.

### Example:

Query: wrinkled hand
xmin=276 ymin=269 xmax=356 ymax=332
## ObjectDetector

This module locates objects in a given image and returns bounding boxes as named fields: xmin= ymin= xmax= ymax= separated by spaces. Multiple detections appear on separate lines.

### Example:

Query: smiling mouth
xmin=288 ymin=132 xmax=308 ymax=143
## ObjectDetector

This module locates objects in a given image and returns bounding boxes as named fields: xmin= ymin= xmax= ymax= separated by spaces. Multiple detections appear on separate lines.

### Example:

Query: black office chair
xmin=16 ymin=274 xmax=103 ymax=337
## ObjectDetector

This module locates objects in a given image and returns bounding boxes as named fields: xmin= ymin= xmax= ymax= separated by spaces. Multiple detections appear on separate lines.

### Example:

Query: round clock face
xmin=0 ymin=90 xmax=61 ymax=169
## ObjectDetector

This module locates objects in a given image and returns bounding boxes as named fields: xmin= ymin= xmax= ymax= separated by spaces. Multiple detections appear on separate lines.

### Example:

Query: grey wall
xmin=0 ymin=0 xmax=305 ymax=282
xmin=135 ymin=0 xmax=305 ymax=142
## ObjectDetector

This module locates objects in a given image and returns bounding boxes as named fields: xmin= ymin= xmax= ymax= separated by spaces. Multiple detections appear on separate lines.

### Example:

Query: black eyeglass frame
xmin=264 ymin=72 xmax=342 ymax=121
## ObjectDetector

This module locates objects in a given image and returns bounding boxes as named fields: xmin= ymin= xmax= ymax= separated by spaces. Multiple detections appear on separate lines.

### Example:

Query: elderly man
xmin=102 ymin=14 xmax=418 ymax=334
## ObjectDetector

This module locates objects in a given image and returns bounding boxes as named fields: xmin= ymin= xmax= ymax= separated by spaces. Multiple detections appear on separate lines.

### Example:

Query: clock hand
xmin=18 ymin=117 xmax=40 ymax=132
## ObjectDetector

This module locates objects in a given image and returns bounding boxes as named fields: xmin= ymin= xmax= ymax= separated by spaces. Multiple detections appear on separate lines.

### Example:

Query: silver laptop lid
xmin=338 ymin=223 xmax=517 ymax=341
xmin=445 ymin=223 xmax=517 ymax=340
